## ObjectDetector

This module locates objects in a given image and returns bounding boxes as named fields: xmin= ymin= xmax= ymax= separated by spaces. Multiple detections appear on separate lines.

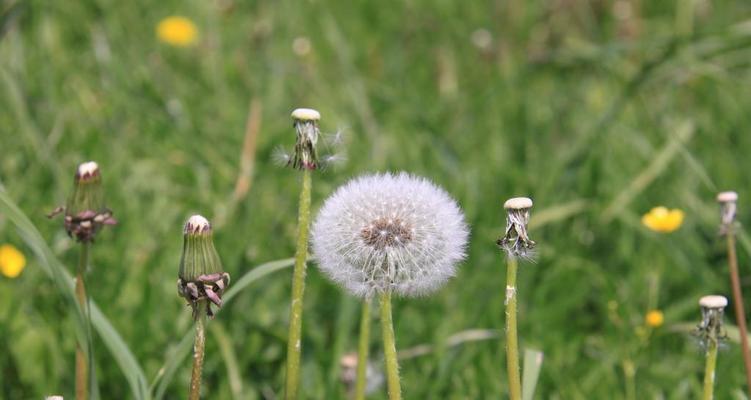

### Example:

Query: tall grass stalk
xmin=285 ymin=169 xmax=312 ymax=400
xmin=380 ymin=292 xmax=401 ymax=400
xmin=75 ymin=241 xmax=90 ymax=400
xmin=355 ymin=300 xmax=371 ymax=400
xmin=505 ymin=256 xmax=521 ymax=400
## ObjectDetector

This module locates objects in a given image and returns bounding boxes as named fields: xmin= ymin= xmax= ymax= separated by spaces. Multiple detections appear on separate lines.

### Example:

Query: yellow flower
xmin=0 ymin=244 xmax=26 ymax=278
xmin=645 ymin=310 xmax=664 ymax=328
xmin=156 ymin=16 xmax=198 ymax=47
xmin=641 ymin=206 xmax=684 ymax=233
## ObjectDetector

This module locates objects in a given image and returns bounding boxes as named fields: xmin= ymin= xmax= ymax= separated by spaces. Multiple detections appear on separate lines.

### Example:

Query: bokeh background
xmin=2 ymin=0 xmax=751 ymax=398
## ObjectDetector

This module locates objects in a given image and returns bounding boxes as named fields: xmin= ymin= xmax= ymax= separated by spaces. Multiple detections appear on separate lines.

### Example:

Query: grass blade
xmin=522 ymin=348 xmax=544 ymax=400
xmin=151 ymin=257 xmax=294 ymax=399
xmin=0 ymin=188 xmax=149 ymax=400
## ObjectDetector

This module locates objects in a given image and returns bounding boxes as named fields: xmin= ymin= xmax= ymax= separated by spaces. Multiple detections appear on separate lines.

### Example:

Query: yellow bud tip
xmin=0 ymin=244 xmax=26 ymax=278
xmin=291 ymin=108 xmax=321 ymax=121
xmin=645 ymin=310 xmax=664 ymax=328
xmin=184 ymin=214 xmax=211 ymax=234
xmin=77 ymin=161 xmax=99 ymax=176
xmin=699 ymin=295 xmax=728 ymax=309
xmin=717 ymin=191 xmax=738 ymax=203
xmin=504 ymin=197 xmax=533 ymax=210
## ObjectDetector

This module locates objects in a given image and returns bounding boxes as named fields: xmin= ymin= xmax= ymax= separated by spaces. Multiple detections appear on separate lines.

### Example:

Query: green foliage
xmin=2 ymin=0 xmax=751 ymax=398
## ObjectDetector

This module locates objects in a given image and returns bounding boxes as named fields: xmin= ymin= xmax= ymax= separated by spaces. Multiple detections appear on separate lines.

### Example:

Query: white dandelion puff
xmin=311 ymin=172 xmax=469 ymax=298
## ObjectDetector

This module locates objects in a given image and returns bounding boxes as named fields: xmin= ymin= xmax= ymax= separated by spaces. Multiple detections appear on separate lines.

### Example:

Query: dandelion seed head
xmin=311 ymin=172 xmax=469 ymax=298
xmin=184 ymin=214 xmax=211 ymax=234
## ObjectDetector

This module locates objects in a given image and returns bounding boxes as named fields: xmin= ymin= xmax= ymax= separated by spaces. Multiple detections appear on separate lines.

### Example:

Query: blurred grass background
xmin=2 ymin=0 xmax=751 ymax=398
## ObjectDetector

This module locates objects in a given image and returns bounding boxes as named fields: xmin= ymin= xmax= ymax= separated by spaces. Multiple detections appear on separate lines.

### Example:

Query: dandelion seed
xmin=157 ymin=16 xmax=199 ymax=47
xmin=0 ymin=244 xmax=26 ymax=278
xmin=641 ymin=206 xmax=684 ymax=233
xmin=311 ymin=172 xmax=469 ymax=298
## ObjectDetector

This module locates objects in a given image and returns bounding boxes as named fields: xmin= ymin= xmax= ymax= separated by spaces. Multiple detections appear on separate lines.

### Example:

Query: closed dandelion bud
xmin=311 ymin=172 xmax=469 ymax=298
xmin=717 ymin=191 xmax=738 ymax=234
xmin=695 ymin=295 xmax=728 ymax=347
xmin=177 ymin=215 xmax=230 ymax=320
xmin=498 ymin=197 xmax=536 ymax=260
xmin=49 ymin=161 xmax=116 ymax=242
xmin=291 ymin=108 xmax=321 ymax=170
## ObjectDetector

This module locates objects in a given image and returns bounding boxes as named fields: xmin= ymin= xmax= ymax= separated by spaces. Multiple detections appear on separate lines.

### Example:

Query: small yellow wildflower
xmin=156 ymin=16 xmax=198 ymax=47
xmin=645 ymin=310 xmax=664 ymax=328
xmin=0 ymin=244 xmax=26 ymax=278
xmin=641 ymin=206 xmax=684 ymax=233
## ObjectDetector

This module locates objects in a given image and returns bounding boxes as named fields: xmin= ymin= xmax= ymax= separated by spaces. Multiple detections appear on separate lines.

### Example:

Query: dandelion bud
xmin=290 ymin=108 xmax=321 ymax=170
xmin=498 ymin=197 xmax=536 ymax=259
xmin=177 ymin=215 xmax=230 ymax=319
xmin=717 ymin=191 xmax=738 ymax=233
xmin=49 ymin=161 xmax=116 ymax=242
xmin=311 ymin=172 xmax=469 ymax=298
xmin=696 ymin=295 xmax=728 ymax=346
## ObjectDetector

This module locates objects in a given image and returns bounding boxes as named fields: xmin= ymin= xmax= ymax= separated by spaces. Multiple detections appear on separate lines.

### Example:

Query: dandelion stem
xmin=702 ymin=334 xmax=719 ymax=400
xmin=189 ymin=304 xmax=207 ymax=400
xmin=725 ymin=227 xmax=751 ymax=397
xmin=505 ymin=256 xmax=522 ymax=400
xmin=355 ymin=300 xmax=371 ymax=400
xmin=380 ymin=292 xmax=401 ymax=400
xmin=75 ymin=241 xmax=90 ymax=400
xmin=285 ymin=170 xmax=312 ymax=400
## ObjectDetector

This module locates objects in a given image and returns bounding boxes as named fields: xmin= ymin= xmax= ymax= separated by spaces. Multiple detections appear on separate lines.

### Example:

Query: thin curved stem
xmin=725 ymin=229 xmax=751 ymax=397
xmin=505 ymin=257 xmax=521 ymax=400
xmin=285 ymin=170 xmax=312 ymax=400
xmin=380 ymin=292 xmax=401 ymax=400
xmin=75 ymin=242 xmax=90 ymax=400
xmin=189 ymin=305 xmax=207 ymax=400
xmin=355 ymin=300 xmax=371 ymax=400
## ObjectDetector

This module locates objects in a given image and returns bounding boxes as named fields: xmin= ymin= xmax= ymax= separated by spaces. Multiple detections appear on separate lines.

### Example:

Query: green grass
xmin=2 ymin=0 xmax=751 ymax=398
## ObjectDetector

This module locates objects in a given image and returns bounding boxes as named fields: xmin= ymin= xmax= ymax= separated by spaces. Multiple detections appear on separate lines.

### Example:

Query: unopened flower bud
xmin=717 ymin=191 xmax=738 ymax=234
xmin=177 ymin=215 xmax=230 ymax=319
xmin=498 ymin=197 xmax=536 ymax=259
xmin=695 ymin=295 xmax=728 ymax=347
xmin=49 ymin=161 xmax=116 ymax=242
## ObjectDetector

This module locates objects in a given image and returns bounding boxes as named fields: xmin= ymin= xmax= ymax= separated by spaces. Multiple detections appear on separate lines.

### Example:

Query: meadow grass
xmin=2 ymin=0 xmax=751 ymax=398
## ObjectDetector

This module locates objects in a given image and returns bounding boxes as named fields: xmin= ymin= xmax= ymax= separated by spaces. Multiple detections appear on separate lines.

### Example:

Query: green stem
xmin=75 ymin=242 xmax=90 ymax=400
xmin=726 ymin=229 xmax=751 ymax=397
xmin=505 ymin=257 xmax=521 ymax=400
xmin=702 ymin=336 xmax=718 ymax=400
xmin=285 ymin=170 xmax=312 ymax=400
xmin=380 ymin=292 xmax=401 ymax=400
xmin=189 ymin=305 xmax=207 ymax=400
xmin=355 ymin=300 xmax=371 ymax=400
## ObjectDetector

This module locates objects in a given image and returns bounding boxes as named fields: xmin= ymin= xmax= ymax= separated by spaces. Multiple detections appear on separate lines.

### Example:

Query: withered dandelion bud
xmin=177 ymin=215 xmax=230 ymax=320
xmin=498 ymin=197 xmax=536 ymax=260
xmin=717 ymin=191 xmax=738 ymax=234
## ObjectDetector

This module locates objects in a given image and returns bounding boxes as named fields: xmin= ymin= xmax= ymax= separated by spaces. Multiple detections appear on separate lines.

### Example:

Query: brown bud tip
xmin=699 ymin=295 xmax=728 ymax=309
xmin=504 ymin=197 xmax=533 ymax=210
xmin=184 ymin=215 xmax=211 ymax=234
xmin=717 ymin=191 xmax=738 ymax=203
xmin=291 ymin=108 xmax=321 ymax=121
